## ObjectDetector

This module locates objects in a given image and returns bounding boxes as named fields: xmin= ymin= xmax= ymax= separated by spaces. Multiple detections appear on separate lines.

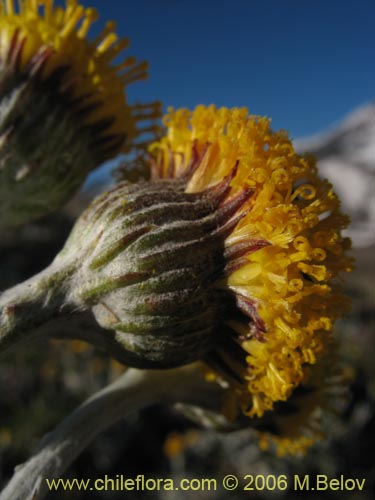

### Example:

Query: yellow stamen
xmin=97 ymin=32 xmax=117 ymax=54
xmin=6 ymin=0 xmax=14 ymax=14
xmin=59 ymin=5 xmax=84 ymax=38
xmin=76 ymin=7 xmax=97 ymax=38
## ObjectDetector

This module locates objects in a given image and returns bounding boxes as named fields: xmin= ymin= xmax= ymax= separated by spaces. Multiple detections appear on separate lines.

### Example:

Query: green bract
xmin=0 ymin=172 xmax=255 ymax=367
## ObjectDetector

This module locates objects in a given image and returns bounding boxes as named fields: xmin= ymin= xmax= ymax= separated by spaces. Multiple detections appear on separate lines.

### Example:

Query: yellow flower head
xmin=149 ymin=105 xmax=352 ymax=422
xmin=0 ymin=0 xmax=161 ymax=227
xmin=0 ymin=0 xmax=160 ymax=159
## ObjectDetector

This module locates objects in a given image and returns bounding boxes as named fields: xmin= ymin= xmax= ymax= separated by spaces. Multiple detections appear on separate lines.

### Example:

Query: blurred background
xmin=0 ymin=0 xmax=374 ymax=498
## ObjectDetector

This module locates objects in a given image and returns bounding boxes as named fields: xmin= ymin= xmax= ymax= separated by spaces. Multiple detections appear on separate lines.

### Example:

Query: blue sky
xmin=85 ymin=0 xmax=375 ymax=140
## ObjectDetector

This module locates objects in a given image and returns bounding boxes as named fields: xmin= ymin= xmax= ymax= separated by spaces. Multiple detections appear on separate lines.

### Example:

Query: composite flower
xmin=0 ymin=103 xmax=352 ymax=453
xmin=0 ymin=0 xmax=160 ymax=227
xmin=149 ymin=105 xmax=352 ymax=420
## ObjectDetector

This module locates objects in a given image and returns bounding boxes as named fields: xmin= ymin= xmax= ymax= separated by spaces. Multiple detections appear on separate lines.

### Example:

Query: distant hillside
xmin=295 ymin=103 xmax=375 ymax=248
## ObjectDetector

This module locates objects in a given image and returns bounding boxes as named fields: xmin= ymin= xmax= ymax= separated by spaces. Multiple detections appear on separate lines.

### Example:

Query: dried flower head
xmin=0 ymin=0 xmax=160 ymax=226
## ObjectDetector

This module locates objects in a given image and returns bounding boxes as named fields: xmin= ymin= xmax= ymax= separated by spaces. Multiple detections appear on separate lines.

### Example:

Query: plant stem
xmin=0 ymin=365 xmax=224 ymax=500
xmin=0 ymin=262 xmax=76 ymax=357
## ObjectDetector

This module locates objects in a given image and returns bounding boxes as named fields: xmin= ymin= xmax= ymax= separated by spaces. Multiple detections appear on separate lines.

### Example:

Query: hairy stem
xmin=0 ymin=365 xmax=224 ymax=500
xmin=0 ymin=262 xmax=76 ymax=356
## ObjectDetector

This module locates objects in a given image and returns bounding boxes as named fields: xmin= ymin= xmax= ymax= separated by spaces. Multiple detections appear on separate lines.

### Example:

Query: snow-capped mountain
xmin=294 ymin=103 xmax=375 ymax=248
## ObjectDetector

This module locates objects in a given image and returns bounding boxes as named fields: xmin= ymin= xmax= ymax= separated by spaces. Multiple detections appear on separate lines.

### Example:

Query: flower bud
xmin=0 ymin=0 xmax=160 ymax=227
